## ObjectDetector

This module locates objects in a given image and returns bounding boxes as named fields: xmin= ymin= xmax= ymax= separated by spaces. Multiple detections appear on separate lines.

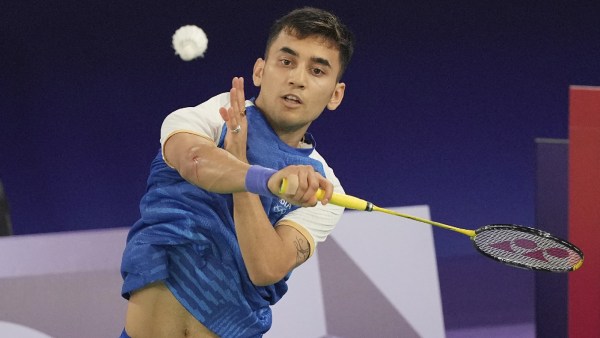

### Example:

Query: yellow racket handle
xmin=280 ymin=177 xmax=372 ymax=211
xmin=279 ymin=177 xmax=476 ymax=237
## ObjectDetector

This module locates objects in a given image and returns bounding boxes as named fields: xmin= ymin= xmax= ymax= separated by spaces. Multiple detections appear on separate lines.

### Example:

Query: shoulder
xmin=160 ymin=93 xmax=230 ymax=143
xmin=172 ymin=92 xmax=231 ymax=118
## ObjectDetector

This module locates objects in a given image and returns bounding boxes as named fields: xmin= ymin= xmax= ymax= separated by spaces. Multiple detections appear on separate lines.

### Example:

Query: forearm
xmin=186 ymin=143 xmax=249 ymax=193
xmin=233 ymin=192 xmax=296 ymax=286
xmin=165 ymin=133 xmax=250 ymax=193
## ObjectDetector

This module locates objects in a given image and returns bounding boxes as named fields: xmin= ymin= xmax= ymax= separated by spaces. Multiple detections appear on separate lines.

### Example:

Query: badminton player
xmin=120 ymin=7 xmax=354 ymax=337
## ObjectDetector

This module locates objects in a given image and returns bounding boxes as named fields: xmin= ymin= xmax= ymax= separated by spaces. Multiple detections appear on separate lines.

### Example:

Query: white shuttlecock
xmin=172 ymin=25 xmax=208 ymax=61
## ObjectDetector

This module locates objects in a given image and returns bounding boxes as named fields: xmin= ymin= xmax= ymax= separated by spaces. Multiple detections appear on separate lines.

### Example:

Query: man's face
xmin=253 ymin=31 xmax=346 ymax=142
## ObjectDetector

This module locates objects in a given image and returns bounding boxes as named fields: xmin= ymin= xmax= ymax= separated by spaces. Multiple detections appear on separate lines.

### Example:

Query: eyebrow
xmin=279 ymin=46 xmax=332 ymax=68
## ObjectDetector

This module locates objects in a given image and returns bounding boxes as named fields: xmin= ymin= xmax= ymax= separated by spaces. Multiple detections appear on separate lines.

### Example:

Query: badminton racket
xmin=280 ymin=176 xmax=584 ymax=272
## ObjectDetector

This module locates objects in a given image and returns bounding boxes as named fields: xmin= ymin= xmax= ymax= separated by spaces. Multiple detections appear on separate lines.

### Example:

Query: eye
xmin=311 ymin=68 xmax=325 ymax=76
xmin=280 ymin=59 xmax=292 ymax=66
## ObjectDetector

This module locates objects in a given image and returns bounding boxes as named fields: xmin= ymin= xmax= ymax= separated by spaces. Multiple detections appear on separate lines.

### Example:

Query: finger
xmin=282 ymin=174 xmax=299 ymax=196
xmin=229 ymin=87 xmax=239 ymax=128
xmin=231 ymin=78 xmax=243 ymax=112
xmin=303 ymin=170 xmax=320 ymax=206
xmin=294 ymin=169 xmax=308 ymax=201
xmin=318 ymin=175 xmax=334 ymax=205
xmin=219 ymin=107 xmax=230 ymax=122
xmin=235 ymin=77 xmax=246 ymax=115
xmin=295 ymin=167 xmax=319 ymax=206
xmin=231 ymin=79 xmax=240 ymax=113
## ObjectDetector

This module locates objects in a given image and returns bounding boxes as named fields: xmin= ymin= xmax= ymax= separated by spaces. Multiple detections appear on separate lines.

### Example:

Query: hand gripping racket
xmin=280 ymin=177 xmax=584 ymax=272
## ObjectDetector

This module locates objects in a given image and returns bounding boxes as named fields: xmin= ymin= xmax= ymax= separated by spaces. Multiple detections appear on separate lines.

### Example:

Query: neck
xmin=277 ymin=130 xmax=307 ymax=148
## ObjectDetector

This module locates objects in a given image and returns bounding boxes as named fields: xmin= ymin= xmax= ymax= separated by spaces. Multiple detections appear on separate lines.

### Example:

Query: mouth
xmin=282 ymin=94 xmax=303 ymax=105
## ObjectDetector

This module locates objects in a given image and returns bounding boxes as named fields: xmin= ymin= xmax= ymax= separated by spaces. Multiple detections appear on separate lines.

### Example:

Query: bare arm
xmin=163 ymin=133 xmax=250 ymax=193
xmin=163 ymin=77 xmax=250 ymax=193
xmin=233 ymin=191 xmax=314 ymax=286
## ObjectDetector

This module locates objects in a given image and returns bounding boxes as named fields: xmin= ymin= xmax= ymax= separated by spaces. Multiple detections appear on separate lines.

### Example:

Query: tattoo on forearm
xmin=294 ymin=236 xmax=310 ymax=265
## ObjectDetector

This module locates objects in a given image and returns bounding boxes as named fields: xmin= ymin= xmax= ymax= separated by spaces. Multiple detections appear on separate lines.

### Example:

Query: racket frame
xmin=472 ymin=224 xmax=584 ymax=272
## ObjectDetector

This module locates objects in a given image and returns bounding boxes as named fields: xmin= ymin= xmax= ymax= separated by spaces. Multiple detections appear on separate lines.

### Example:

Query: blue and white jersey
xmin=121 ymin=93 xmax=344 ymax=337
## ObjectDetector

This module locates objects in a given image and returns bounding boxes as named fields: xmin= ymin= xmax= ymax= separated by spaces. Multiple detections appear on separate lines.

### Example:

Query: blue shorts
xmin=119 ymin=328 xmax=131 ymax=338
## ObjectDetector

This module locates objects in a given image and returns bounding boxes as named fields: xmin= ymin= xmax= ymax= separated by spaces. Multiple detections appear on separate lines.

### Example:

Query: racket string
xmin=473 ymin=228 xmax=582 ymax=271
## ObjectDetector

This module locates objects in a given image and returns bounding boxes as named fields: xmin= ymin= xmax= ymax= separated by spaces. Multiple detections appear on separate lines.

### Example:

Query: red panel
xmin=569 ymin=86 xmax=600 ymax=338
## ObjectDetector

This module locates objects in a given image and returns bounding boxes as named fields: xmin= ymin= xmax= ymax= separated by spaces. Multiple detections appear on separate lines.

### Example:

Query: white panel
xmin=0 ymin=322 xmax=52 ymax=338
xmin=330 ymin=205 xmax=445 ymax=338
xmin=0 ymin=228 xmax=127 ymax=278
xmin=267 ymin=251 xmax=327 ymax=338
xmin=0 ymin=229 xmax=128 ymax=338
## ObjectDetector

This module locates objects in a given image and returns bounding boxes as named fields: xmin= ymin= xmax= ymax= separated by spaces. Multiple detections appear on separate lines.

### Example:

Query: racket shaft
xmin=280 ymin=177 xmax=475 ymax=237
xmin=373 ymin=206 xmax=475 ymax=237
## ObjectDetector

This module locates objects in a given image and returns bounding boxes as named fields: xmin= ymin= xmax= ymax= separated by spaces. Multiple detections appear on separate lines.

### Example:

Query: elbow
xmin=178 ymin=149 xmax=201 ymax=184
xmin=177 ymin=146 xmax=212 ymax=188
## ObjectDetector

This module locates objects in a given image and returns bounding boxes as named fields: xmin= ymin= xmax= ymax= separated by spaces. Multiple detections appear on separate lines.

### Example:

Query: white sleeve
xmin=277 ymin=150 xmax=345 ymax=255
xmin=160 ymin=93 xmax=240 ymax=167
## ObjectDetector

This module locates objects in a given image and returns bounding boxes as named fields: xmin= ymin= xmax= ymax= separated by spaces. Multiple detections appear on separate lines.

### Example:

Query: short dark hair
xmin=265 ymin=7 xmax=355 ymax=80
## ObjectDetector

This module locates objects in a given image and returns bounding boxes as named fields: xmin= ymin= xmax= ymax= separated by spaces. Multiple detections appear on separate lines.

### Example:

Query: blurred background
xmin=1 ymin=0 xmax=599 ymax=335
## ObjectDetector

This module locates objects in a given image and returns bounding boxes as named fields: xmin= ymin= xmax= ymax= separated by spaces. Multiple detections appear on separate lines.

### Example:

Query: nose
xmin=288 ymin=67 xmax=306 ymax=89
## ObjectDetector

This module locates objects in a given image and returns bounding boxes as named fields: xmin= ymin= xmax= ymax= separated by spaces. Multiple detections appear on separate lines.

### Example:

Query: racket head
xmin=472 ymin=224 xmax=584 ymax=272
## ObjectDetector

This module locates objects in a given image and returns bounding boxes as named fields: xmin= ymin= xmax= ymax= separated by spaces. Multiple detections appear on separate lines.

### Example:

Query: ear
xmin=326 ymin=82 xmax=346 ymax=110
xmin=252 ymin=58 xmax=265 ymax=87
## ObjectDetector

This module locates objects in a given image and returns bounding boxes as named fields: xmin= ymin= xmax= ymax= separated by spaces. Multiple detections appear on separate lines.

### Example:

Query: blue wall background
xmin=2 ymin=0 xmax=599 ymax=331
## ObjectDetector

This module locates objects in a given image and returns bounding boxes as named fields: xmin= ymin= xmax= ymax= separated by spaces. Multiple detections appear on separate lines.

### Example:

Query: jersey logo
xmin=272 ymin=199 xmax=292 ymax=216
